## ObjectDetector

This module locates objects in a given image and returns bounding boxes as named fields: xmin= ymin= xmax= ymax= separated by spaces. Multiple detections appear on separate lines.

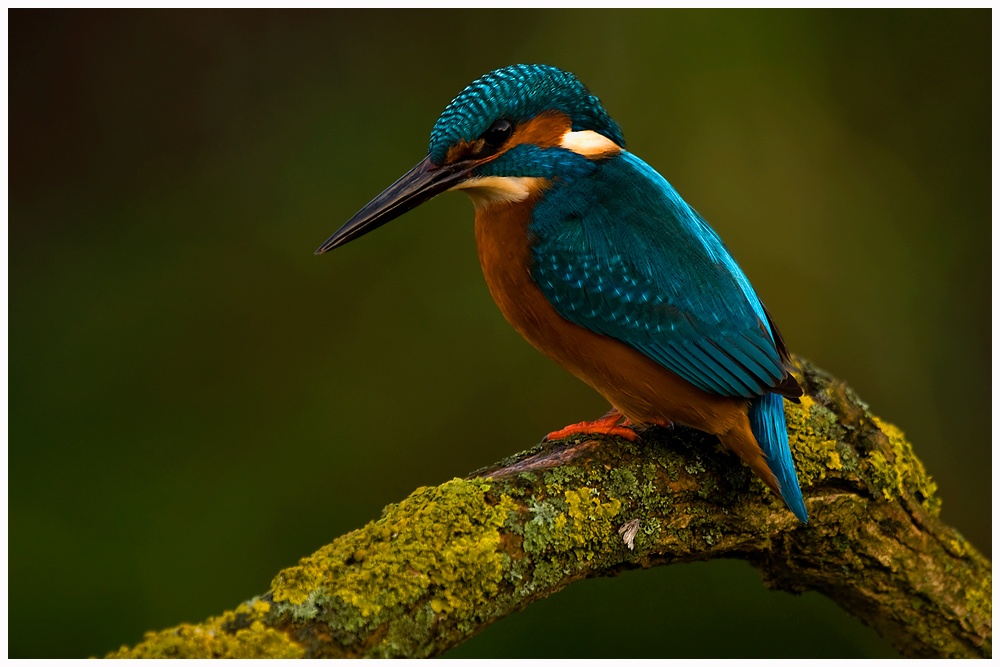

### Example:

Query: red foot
xmin=544 ymin=409 xmax=638 ymax=442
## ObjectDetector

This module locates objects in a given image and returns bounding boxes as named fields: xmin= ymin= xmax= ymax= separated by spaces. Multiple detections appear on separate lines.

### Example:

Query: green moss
xmin=530 ymin=559 xmax=565 ymax=590
xmin=503 ymin=504 xmax=524 ymax=536
xmin=523 ymin=498 xmax=561 ymax=554
xmin=696 ymin=475 xmax=718 ymax=500
xmin=638 ymin=518 xmax=661 ymax=550
xmin=641 ymin=464 xmax=658 ymax=491
xmin=661 ymin=448 xmax=685 ymax=481
xmin=503 ymin=552 xmax=531 ymax=587
xmin=649 ymin=489 xmax=676 ymax=515
xmin=684 ymin=455 xmax=706 ymax=476
xmin=836 ymin=440 xmax=861 ymax=473
xmin=868 ymin=417 xmax=941 ymax=515
xmin=520 ymin=484 xmax=624 ymax=591
xmin=607 ymin=467 xmax=640 ymax=500
xmin=381 ymin=602 xmax=435 ymax=657
xmin=106 ymin=599 xmax=304 ymax=659
xmin=625 ymin=464 xmax=669 ymax=515
xmin=269 ymin=478 xmax=518 ymax=639
xmin=542 ymin=465 xmax=585 ymax=495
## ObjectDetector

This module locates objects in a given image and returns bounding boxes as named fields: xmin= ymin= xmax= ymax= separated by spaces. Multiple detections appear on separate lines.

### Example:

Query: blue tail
xmin=748 ymin=393 xmax=808 ymax=523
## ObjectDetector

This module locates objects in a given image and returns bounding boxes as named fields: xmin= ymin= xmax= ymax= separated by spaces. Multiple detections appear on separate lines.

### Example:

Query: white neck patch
xmin=560 ymin=129 xmax=620 ymax=158
xmin=449 ymin=176 xmax=547 ymax=210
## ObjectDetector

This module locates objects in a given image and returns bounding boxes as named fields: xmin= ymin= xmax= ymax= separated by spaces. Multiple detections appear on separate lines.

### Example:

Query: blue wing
xmin=529 ymin=152 xmax=794 ymax=399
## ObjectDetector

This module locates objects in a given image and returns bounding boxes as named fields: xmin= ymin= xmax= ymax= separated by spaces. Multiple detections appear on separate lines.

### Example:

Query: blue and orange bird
xmin=316 ymin=65 xmax=808 ymax=523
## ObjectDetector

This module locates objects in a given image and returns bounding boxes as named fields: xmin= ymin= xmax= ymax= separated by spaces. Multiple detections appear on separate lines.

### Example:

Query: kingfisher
xmin=316 ymin=65 xmax=808 ymax=523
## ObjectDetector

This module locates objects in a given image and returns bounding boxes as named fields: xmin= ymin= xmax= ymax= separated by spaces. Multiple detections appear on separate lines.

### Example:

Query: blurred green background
xmin=10 ymin=9 xmax=989 ymax=659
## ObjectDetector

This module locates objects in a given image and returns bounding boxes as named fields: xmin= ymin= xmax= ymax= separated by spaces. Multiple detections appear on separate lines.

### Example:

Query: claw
xmin=543 ymin=408 xmax=639 ymax=442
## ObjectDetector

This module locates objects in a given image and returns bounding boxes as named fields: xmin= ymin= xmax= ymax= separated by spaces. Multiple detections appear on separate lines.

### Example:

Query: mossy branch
xmin=106 ymin=358 xmax=990 ymax=659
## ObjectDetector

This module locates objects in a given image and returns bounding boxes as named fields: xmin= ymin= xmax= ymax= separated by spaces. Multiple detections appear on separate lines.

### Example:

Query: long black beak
xmin=315 ymin=155 xmax=473 ymax=255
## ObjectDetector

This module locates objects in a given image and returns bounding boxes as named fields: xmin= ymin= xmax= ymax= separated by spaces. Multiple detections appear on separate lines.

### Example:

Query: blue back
xmin=530 ymin=151 xmax=787 ymax=398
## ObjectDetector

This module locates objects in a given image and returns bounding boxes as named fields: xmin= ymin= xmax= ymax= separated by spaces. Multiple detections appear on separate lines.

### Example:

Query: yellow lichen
xmin=269 ymin=478 xmax=517 ymax=621
xmin=868 ymin=417 xmax=941 ymax=514
xmin=827 ymin=449 xmax=843 ymax=470
xmin=868 ymin=451 xmax=898 ymax=500
xmin=784 ymin=395 xmax=841 ymax=486
xmin=546 ymin=487 xmax=622 ymax=561
xmin=105 ymin=599 xmax=304 ymax=659
xmin=949 ymin=538 xmax=968 ymax=558
xmin=964 ymin=578 xmax=992 ymax=623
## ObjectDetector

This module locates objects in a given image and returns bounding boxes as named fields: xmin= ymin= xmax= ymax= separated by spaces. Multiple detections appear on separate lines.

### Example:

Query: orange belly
xmin=473 ymin=194 xmax=750 ymax=438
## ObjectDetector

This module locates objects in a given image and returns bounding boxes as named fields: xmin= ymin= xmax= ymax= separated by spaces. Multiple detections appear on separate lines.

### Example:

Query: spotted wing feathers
xmin=534 ymin=248 xmax=789 ymax=398
xmin=529 ymin=152 xmax=799 ymax=400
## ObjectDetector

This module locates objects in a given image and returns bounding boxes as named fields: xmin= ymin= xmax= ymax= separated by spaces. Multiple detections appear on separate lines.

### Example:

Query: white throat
xmin=449 ymin=176 xmax=546 ymax=210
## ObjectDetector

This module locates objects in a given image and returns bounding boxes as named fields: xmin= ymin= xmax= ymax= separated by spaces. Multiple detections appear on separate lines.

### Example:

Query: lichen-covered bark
xmin=106 ymin=358 xmax=991 ymax=659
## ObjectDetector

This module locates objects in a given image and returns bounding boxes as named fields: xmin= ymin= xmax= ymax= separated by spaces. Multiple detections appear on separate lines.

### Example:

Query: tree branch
xmin=106 ymin=357 xmax=991 ymax=659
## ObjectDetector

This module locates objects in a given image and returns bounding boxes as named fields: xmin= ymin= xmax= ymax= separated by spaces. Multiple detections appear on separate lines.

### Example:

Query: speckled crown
xmin=427 ymin=65 xmax=624 ymax=165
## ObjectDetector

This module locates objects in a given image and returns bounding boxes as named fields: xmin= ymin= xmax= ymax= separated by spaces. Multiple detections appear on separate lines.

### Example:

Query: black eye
xmin=482 ymin=119 xmax=513 ymax=148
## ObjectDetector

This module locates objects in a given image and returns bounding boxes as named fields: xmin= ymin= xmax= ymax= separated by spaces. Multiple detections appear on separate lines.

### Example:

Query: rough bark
xmin=106 ymin=357 xmax=991 ymax=659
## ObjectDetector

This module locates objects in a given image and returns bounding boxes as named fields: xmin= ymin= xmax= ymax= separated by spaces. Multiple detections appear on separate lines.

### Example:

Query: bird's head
xmin=315 ymin=64 xmax=624 ymax=254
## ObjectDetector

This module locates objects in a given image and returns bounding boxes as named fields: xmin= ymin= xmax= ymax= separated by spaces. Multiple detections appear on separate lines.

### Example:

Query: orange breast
xmin=473 ymin=194 xmax=751 ymax=439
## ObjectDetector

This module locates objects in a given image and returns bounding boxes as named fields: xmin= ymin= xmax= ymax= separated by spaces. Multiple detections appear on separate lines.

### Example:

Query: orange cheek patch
xmin=506 ymin=110 xmax=572 ymax=150
xmin=443 ymin=111 xmax=572 ymax=165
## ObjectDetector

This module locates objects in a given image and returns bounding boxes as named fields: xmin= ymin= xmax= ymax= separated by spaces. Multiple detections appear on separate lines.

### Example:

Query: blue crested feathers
xmin=428 ymin=65 xmax=624 ymax=165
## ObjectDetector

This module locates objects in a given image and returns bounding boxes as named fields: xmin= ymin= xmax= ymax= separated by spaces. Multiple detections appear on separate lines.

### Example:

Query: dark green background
xmin=10 ymin=9 xmax=989 ymax=658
